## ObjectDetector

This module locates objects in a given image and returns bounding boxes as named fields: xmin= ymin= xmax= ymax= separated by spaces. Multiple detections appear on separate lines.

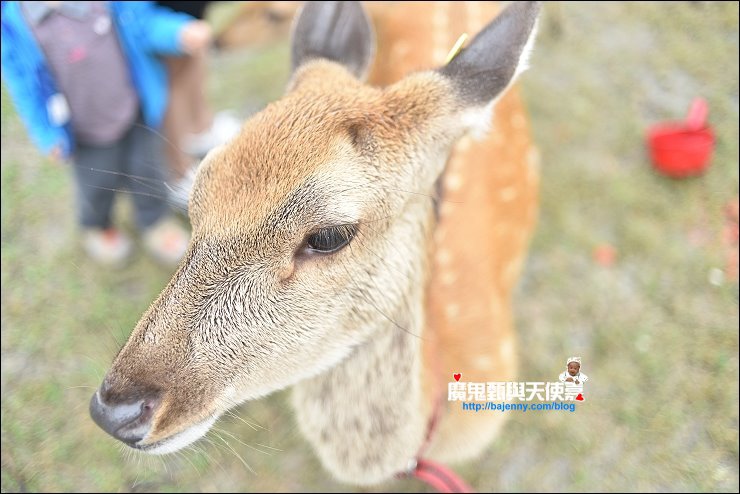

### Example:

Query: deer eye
xmin=304 ymin=225 xmax=357 ymax=254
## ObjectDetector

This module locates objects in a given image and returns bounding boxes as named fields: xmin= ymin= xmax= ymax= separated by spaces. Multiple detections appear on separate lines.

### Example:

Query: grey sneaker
xmin=183 ymin=110 xmax=242 ymax=158
xmin=82 ymin=228 xmax=133 ymax=267
xmin=142 ymin=216 xmax=190 ymax=267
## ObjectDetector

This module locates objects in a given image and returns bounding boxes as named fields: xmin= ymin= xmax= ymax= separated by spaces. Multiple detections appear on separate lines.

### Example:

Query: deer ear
xmin=439 ymin=1 xmax=541 ymax=106
xmin=290 ymin=1 xmax=375 ymax=80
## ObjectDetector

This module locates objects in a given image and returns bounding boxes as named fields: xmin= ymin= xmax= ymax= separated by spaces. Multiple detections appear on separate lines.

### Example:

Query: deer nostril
xmin=89 ymin=387 xmax=162 ymax=446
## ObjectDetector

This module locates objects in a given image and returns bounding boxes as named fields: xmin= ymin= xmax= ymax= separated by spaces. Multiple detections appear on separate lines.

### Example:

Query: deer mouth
xmin=89 ymin=384 xmax=222 ymax=455
xmin=134 ymin=414 xmax=219 ymax=455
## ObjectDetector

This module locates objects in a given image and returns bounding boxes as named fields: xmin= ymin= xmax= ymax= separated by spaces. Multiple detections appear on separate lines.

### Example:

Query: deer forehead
xmin=191 ymin=143 xmax=373 ymax=244
xmin=190 ymin=62 xmax=452 ymax=236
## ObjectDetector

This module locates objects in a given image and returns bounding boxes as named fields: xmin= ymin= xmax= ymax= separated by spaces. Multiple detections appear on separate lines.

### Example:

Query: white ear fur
xmin=460 ymin=100 xmax=496 ymax=140
xmin=459 ymin=17 xmax=539 ymax=139
xmin=513 ymin=17 xmax=540 ymax=81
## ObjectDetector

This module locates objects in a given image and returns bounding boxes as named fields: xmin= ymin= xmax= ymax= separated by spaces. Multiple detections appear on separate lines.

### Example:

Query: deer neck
xmin=292 ymin=194 xmax=436 ymax=485
xmin=290 ymin=0 xmax=533 ymax=484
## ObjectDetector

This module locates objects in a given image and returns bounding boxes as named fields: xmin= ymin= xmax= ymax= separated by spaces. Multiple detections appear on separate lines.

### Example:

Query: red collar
xmin=398 ymin=350 xmax=474 ymax=492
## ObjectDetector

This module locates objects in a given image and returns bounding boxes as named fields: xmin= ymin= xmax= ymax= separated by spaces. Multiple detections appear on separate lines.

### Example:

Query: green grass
xmin=1 ymin=2 xmax=738 ymax=492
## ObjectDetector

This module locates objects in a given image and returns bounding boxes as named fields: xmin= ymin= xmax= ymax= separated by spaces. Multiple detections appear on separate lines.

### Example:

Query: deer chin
xmin=135 ymin=414 xmax=219 ymax=455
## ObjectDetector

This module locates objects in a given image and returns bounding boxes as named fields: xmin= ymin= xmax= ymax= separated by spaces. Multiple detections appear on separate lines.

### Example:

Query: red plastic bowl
xmin=647 ymin=98 xmax=715 ymax=178
xmin=648 ymin=125 xmax=715 ymax=178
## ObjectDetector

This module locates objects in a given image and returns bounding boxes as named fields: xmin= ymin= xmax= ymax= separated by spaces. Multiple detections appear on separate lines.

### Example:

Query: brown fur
xmin=96 ymin=1 xmax=539 ymax=486
xmin=367 ymin=0 xmax=539 ymax=465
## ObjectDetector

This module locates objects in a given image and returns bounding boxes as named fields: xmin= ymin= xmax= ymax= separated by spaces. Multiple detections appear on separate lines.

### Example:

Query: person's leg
xmin=122 ymin=119 xmax=190 ymax=267
xmin=71 ymin=141 xmax=133 ymax=264
xmin=120 ymin=120 xmax=170 ymax=229
xmin=71 ymin=141 xmax=122 ymax=229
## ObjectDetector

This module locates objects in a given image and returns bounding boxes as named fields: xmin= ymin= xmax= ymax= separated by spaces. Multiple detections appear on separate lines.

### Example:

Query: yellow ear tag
xmin=445 ymin=32 xmax=469 ymax=65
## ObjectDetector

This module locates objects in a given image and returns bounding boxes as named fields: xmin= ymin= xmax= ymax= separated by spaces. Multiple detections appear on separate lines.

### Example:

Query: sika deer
xmin=90 ymin=1 xmax=541 ymax=486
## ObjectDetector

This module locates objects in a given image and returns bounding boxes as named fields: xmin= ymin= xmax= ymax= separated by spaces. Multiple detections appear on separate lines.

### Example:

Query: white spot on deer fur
xmin=391 ymin=41 xmax=411 ymax=61
xmin=499 ymin=337 xmax=514 ymax=359
xmin=473 ymin=355 xmax=493 ymax=370
xmin=432 ymin=2 xmax=449 ymax=29
xmin=511 ymin=113 xmax=527 ymax=130
xmin=466 ymin=1 xmax=484 ymax=34
xmin=439 ymin=201 xmax=454 ymax=218
xmin=499 ymin=186 xmax=518 ymax=202
xmin=444 ymin=172 xmax=463 ymax=192
xmin=435 ymin=248 xmax=452 ymax=266
xmin=440 ymin=270 xmax=458 ymax=286
xmin=455 ymin=136 xmax=472 ymax=152
xmin=445 ymin=303 xmax=460 ymax=319
xmin=527 ymin=145 xmax=541 ymax=174
xmin=434 ymin=226 xmax=447 ymax=243
xmin=432 ymin=2 xmax=450 ymax=65
xmin=144 ymin=331 xmax=159 ymax=345
xmin=503 ymin=255 xmax=525 ymax=286
xmin=447 ymin=154 xmax=465 ymax=174
xmin=433 ymin=47 xmax=449 ymax=65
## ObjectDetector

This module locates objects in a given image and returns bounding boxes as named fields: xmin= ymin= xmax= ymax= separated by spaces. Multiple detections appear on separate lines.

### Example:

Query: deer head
xmin=90 ymin=0 xmax=540 ymax=485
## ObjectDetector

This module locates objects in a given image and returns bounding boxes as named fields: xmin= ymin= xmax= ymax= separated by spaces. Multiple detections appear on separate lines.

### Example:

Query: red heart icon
xmin=453 ymin=373 xmax=461 ymax=382
xmin=575 ymin=393 xmax=584 ymax=401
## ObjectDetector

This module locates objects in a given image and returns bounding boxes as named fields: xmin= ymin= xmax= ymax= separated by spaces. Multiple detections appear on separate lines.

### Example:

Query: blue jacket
xmin=1 ymin=1 xmax=192 ymax=157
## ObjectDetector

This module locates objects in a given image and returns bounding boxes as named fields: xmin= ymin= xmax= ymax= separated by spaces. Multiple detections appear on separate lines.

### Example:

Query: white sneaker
xmin=168 ymin=166 xmax=198 ymax=212
xmin=183 ymin=110 xmax=242 ymax=158
xmin=142 ymin=216 xmax=190 ymax=268
xmin=82 ymin=228 xmax=133 ymax=267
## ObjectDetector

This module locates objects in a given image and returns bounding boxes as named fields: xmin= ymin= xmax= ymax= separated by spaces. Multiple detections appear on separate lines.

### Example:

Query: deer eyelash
xmin=303 ymin=224 xmax=358 ymax=254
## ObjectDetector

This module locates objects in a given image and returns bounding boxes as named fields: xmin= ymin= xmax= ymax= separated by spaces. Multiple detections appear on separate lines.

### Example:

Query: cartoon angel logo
xmin=559 ymin=357 xmax=588 ymax=401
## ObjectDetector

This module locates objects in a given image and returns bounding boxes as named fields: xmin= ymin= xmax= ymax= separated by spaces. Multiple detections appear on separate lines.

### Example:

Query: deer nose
xmin=89 ymin=384 xmax=161 ymax=445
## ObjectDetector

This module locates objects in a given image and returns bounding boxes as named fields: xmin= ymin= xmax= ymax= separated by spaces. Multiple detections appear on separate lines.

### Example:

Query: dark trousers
xmin=71 ymin=118 xmax=168 ymax=230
